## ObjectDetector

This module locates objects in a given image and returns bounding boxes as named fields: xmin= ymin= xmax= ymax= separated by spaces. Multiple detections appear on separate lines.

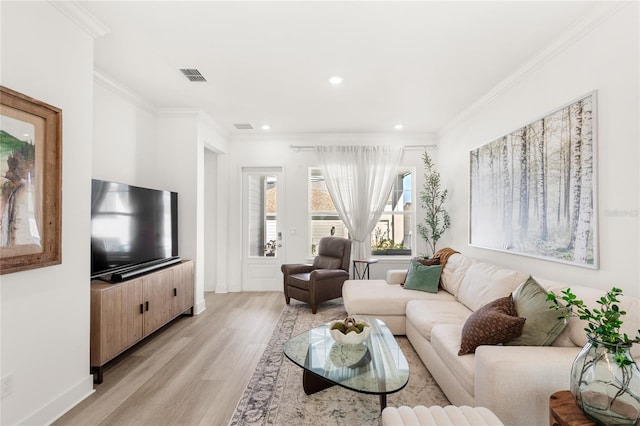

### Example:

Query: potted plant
xmin=417 ymin=151 xmax=450 ymax=257
xmin=264 ymin=240 xmax=277 ymax=257
xmin=548 ymin=287 xmax=640 ymax=424
xmin=371 ymin=227 xmax=411 ymax=256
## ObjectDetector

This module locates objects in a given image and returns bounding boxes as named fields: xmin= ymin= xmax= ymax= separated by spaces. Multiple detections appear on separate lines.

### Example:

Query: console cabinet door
xmin=125 ymin=280 xmax=144 ymax=345
xmin=143 ymin=269 xmax=173 ymax=335
xmin=91 ymin=280 xmax=143 ymax=366
xmin=171 ymin=260 xmax=194 ymax=316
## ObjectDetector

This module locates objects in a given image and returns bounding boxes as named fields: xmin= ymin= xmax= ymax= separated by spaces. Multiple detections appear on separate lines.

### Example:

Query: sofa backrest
xmin=457 ymin=262 xmax=528 ymax=312
xmin=440 ymin=253 xmax=475 ymax=297
xmin=441 ymin=255 xmax=639 ymax=355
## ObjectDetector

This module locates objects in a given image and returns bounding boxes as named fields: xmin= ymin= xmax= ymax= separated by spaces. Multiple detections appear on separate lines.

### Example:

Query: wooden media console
xmin=90 ymin=260 xmax=194 ymax=383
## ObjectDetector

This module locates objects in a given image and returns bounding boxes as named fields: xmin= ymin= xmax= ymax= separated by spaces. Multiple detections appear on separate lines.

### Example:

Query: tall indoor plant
xmin=548 ymin=287 xmax=640 ymax=424
xmin=417 ymin=151 xmax=450 ymax=257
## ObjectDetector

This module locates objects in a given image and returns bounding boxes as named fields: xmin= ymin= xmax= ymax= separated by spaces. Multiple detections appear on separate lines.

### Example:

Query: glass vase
xmin=571 ymin=336 xmax=640 ymax=425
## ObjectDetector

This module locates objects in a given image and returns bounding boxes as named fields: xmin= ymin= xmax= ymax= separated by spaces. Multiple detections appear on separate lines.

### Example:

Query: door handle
xmin=145 ymin=301 xmax=149 ymax=311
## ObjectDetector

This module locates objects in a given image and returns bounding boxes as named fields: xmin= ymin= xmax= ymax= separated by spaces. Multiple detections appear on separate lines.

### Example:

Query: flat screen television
xmin=90 ymin=179 xmax=179 ymax=280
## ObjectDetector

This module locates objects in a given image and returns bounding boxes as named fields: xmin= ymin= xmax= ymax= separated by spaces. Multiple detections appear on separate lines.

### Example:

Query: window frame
xmin=308 ymin=167 xmax=416 ymax=258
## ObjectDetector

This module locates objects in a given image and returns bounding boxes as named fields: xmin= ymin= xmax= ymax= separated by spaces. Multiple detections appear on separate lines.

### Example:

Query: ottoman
xmin=381 ymin=405 xmax=504 ymax=426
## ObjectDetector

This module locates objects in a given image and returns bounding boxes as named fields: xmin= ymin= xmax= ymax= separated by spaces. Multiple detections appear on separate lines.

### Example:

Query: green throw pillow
xmin=506 ymin=276 xmax=569 ymax=346
xmin=403 ymin=260 xmax=442 ymax=293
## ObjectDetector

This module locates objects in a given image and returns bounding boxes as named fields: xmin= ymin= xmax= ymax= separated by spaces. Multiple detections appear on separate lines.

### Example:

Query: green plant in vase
xmin=417 ymin=151 xmax=450 ymax=258
xmin=548 ymin=287 xmax=640 ymax=424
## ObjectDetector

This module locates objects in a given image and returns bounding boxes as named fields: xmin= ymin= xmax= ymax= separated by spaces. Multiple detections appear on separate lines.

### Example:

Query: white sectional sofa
xmin=342 ymin=253 xmax=640 ymax=426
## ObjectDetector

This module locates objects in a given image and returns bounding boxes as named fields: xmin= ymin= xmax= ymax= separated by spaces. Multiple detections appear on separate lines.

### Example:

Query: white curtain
xmin=316 ymin=145 xmax=404 ymax=260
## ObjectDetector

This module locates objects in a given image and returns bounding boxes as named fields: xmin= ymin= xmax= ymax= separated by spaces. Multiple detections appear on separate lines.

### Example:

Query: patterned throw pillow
xmin=458 ymin=295 xmax=526 ymax=355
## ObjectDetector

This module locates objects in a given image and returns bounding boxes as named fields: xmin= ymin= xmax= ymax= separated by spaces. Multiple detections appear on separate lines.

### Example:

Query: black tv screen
xmin=90 ymin=179 xmax=178 ymax=278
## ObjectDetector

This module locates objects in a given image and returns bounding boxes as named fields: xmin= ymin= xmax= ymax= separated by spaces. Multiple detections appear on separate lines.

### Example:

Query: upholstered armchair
xmin=281 ymin=237 xmax=352 ymax=314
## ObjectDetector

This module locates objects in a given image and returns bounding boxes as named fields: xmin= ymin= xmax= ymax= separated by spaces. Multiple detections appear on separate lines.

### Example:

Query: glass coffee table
xmin=283 ymin=316 xmax=409 ymax=410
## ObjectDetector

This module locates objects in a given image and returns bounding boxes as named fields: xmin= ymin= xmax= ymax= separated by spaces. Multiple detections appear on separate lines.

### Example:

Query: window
xmin=309 ymin=168 xmax=348 ymax=255
xmin=309 ymin=168 xmax=415 ymax=256
xmin=371 ymin=171 xmax=414 ymax=255
xmin=247 ymin=174 xmax=278 ymax=257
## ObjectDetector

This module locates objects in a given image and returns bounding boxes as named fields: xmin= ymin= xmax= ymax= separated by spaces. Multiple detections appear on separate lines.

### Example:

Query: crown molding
xmin=197 ymin=111 xmax=231 ymax=140
xmin=229 ymin=132 xmax=437 ymax=145
xmin=157 ymin=108 xmax=229 ymax=133
xmin=94 ymin=70 xmax=158 ymax=114
xmin=438 ymin=1 xmax=628 ymax=137
xmin=157 ymin=108 xmax=201 ymax=117
xmin=49 ymin=1 xmax=110 ymax=38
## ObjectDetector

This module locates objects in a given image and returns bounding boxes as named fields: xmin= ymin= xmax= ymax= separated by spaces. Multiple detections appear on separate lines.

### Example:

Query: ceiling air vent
xmin=180 ymin=68 xmax=207 ymax=82
xmin=233 ymin=123 xmax=254 ymax=130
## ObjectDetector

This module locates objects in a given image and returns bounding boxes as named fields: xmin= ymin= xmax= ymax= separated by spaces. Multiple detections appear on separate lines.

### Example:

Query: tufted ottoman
xmin=381 ymin=405 xmax=504 ymax=426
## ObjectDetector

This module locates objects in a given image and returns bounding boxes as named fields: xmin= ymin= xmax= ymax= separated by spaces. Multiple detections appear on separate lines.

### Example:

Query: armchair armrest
xmin=310 ymin=269 xmax=349 ymax=281
xmin=474 ymin=345 xmax=580 ymax=426
xmin=281 ymin=264 xmax=314 ymax=275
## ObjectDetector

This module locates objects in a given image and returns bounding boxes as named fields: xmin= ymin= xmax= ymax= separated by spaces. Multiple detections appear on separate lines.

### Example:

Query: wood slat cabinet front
xmin=90 ymin=260 xmax=194 ymax=383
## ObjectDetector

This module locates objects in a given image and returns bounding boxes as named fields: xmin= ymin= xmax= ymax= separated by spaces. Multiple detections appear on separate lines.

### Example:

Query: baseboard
xmin=18 ymin=374 xmax=94 ymax=426
xmin=194 ymin=299 xmax=207 ymax=315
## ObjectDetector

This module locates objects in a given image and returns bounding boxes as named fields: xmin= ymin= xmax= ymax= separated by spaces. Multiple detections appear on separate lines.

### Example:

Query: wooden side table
xmin=352 ymin=259 xmax=378 ymax=279
xmin=549 ymin=390 xmax=596 ymax=426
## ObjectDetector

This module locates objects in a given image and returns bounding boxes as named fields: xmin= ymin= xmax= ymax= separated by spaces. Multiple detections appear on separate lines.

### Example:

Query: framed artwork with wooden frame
xmin=0 ymin=86 xmax=62 ymax=274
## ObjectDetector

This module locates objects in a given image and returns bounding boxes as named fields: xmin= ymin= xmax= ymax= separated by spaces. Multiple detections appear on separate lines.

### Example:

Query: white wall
xmin=93 ymin=75 xmax=158 ymax=186
xmin=150 ymin=110 xmax=229 ymax=311
xmin=0 ymin=2 xmax=95 ymax=424
xmin=225 ymin=134 xmax=438 ymax=291
xmin=437 ymin=3 xmax=640 ymax=296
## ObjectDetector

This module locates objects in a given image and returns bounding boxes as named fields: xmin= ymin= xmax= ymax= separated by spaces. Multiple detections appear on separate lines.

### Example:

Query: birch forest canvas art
xmin=470 ymin=92 xmax=597 ymax=268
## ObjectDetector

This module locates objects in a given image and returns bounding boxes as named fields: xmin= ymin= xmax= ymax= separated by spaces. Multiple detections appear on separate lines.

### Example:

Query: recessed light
xmin=394 ymin=124 xmax=404 ymax=130
xmin=329 ymin=76 xmax=343 ymax=85
xmin=261 ymin=125 xmax=271 ymax=130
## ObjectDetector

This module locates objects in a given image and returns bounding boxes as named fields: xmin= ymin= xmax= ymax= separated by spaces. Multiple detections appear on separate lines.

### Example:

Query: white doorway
xmin=242 ymin=167 xmax=284 ymax=291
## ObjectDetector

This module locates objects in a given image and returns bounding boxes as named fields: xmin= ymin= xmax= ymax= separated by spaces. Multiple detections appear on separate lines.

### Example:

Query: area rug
xmin=228 ymin=299 xmax=449 ymax=426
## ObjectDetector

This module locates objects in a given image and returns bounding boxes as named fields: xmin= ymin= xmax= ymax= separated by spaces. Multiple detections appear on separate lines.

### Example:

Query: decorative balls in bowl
xmin=329 ymin=317 xmax=371 ymax=345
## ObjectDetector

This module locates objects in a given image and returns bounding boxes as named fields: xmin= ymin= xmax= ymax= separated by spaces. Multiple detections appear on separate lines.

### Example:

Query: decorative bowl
xmin=328 ymin=319 xmax=371 ymax=345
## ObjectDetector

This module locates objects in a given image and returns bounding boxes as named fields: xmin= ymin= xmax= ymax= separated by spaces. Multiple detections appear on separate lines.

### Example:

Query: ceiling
xmin=79 ymin=1 xmax=603 ymax=136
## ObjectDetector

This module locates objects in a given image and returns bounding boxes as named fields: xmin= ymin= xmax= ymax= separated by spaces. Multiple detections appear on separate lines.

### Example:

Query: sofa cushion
xmin=406 ymin=300 xmax=472 ymax=341
xmin=431 ymin=324 xmax=476 ymax=396
xmin=507 ymin=277 xmax=569 ymax=346
xmin=440 ymin=253 xmax=475 ymax=297
xmin=342 ymin=279 xmax=455 ymax=317
xmin=457 ymin=262 xmax=528 ymax=312
xmin=459 ymin=295 xmax=525 ymax=355
xmin=404 ymin=260 xmax=442 ymax=293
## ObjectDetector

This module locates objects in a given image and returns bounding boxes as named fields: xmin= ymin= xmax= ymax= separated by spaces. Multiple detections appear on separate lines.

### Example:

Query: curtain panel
xmin=316 ymin=145 xmax=404 ymax=260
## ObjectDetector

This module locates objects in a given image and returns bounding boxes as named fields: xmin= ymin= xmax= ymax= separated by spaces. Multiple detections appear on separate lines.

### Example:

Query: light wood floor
xmin=55 ymin=292 xmax=285 ymax=426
